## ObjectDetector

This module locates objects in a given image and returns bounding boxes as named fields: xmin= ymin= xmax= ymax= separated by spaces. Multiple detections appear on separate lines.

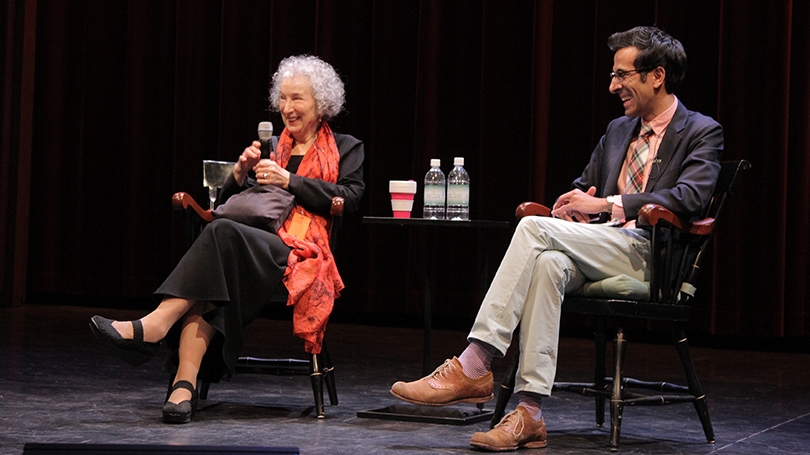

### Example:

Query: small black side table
xmin=358 ymin=216 xmax=512 ymax=424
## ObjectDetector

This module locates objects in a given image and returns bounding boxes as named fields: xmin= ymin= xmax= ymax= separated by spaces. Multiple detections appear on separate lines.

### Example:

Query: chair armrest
xmin=331 ymin=197 xmax=344 ymax=217
xmin=515 ymin=202 xmax=551 ymax=220
xmin=172 ymin=192 xmax=214 ymax=223
xmin=638 ymin=203 xmax=715 ymax=235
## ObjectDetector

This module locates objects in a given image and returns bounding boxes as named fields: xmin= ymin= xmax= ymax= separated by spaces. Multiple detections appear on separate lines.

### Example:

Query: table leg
xmin=480 ymin=230 xmax=490 ymax=302
xmin=423 ymin=227 xmax=434 ymax=376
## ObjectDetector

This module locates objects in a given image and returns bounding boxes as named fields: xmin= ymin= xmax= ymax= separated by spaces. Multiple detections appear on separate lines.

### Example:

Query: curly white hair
xmin=268 ymin=55 xmax=345 ymax=120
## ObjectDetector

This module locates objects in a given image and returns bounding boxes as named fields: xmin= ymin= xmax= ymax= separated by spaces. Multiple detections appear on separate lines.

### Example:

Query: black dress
xmin=155 ymin=133 xmax=365 ymax=383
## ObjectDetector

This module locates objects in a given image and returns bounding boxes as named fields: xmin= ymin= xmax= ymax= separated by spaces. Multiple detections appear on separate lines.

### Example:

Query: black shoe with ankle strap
xmin=162 ymin=380 xmax=199 ymax=424
xmin=89 ymin=316 xmax=161 ymax=366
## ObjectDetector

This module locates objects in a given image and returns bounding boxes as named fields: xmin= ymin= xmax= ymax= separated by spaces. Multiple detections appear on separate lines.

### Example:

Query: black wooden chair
xmin=170 ymin=173 xmax=343 ymax=419
xmin=491 ymin=160 xmax=751 ymax=451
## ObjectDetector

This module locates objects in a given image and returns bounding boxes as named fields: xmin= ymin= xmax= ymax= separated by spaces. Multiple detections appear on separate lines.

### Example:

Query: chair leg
xmin=609 ymin=328 xmax=627 ymax=452
xmin=198 ymin=380 xmax=210 ymax=400
xmin=309 ymin=353 xmax=325 ymax=418
xmin=594 ymin=316 xmax=608 ymax=427
xmin=491 ymin=351 xmax=520 ymax=428
xmin=320 ymin=342 xmax=338 ymax=406
xmin=671 ymin=324 xmax=715 ymax=444
xmin=323 ymin=366 xmax=337 ymax=406
xmin=166 ymin=376 xmax=174 ymax=402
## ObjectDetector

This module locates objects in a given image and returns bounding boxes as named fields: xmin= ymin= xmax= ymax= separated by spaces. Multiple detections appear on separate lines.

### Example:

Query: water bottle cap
xmin=430 ymin=159 xmax=441 ymax=167
xmin=454 ymin=157 xmax=464 ymax=166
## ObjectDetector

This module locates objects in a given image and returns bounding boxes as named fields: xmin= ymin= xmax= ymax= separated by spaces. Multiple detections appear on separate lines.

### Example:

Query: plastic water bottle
xmin=447 ymin=157 xmax=470 ymax=220
xmin=423 ymin=159 xmax=446 ymax=219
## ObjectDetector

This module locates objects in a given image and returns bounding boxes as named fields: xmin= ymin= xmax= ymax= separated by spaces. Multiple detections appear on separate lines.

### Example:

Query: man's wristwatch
xmin=606 ymin=195 xmax=620 ymax=214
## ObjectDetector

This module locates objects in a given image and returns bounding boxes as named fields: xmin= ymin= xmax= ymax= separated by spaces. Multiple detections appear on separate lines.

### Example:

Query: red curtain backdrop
xmin=2 ymin=0 xmax=808 ymax=339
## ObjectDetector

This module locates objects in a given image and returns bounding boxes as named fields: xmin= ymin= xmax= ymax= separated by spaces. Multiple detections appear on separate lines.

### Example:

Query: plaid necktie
xmin=626 ymin=123 xmax=654 ymax=194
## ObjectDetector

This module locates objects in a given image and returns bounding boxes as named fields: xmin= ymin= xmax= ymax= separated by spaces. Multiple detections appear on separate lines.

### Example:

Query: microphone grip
xmin=260 ymin=140 xmax=271 ymax=159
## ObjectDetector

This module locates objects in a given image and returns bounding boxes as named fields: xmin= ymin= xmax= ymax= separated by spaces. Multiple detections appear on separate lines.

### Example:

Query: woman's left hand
xmin=254 ymin=159 xmax=291 ymax=189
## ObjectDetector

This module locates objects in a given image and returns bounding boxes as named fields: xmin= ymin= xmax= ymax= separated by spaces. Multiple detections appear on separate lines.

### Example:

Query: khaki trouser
xmin=468 ymin=216 xmax=651 ymax=395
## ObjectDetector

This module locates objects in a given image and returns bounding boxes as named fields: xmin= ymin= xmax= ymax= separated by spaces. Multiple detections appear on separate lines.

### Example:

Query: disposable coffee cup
xmin=389 ymin=180 xmax=417 ymax=218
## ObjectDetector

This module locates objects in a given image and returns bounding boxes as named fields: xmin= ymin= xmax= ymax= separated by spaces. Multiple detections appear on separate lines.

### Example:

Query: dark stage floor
xmin=1 ymin=304 xmax=809 ymax=455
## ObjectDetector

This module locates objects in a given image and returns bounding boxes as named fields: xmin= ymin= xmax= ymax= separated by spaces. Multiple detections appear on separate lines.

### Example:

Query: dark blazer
xmin=571 ymin=101 xmax=723 ymax=221
xmin=287 ymin=133 xmax=365 ymax=215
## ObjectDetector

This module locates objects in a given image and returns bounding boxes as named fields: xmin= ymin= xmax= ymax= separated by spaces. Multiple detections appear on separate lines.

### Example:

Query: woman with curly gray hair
xmin=90 ymin=55 xmax=365 ymax=424
xmin=269 ymin=54 xmax=345 ymax=121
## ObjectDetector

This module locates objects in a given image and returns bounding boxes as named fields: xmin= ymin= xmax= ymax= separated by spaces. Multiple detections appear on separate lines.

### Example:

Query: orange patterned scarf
xmin=274 ymin=121 xmax=343 ymax=354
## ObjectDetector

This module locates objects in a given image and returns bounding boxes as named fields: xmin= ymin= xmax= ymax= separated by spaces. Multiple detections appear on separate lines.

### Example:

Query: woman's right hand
xmin=233 ymin=141 xmax=263 ymax=186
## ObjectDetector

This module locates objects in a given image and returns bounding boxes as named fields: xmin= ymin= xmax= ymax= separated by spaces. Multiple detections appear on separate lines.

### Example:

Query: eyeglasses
xmin=609 ymin=68 xmax=651 ymax=82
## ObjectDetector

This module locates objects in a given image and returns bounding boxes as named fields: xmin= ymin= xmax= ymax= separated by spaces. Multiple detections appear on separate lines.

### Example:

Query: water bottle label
xmin=447 ymin=185 xmax=469 ymax=205
xmin=424 ymin=184 xmax=446 ymax=205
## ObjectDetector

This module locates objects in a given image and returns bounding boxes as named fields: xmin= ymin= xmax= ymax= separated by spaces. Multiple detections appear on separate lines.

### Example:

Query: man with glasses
xmin=390 ymin=26 xmax=723 ymax=451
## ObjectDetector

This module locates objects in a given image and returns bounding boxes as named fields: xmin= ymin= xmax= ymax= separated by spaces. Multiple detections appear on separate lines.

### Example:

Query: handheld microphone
xmin=258 ymin=121 xmax=273 ymax=159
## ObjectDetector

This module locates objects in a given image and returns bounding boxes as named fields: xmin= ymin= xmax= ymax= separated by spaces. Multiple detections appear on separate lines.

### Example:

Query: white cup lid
xmin=389 ymin=180 xmax=417 ymax=193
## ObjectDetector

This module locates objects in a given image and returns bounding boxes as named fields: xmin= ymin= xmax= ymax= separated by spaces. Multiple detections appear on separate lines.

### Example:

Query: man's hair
xmin=608 ymin=26 xmax=687 ymax=94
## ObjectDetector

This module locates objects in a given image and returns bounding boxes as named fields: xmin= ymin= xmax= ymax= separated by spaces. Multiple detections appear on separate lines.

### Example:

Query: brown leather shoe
xmin=390 ymin=357 xmax=494 ymax=406
xmin=469 ymin=406 xmax=547 ymax=451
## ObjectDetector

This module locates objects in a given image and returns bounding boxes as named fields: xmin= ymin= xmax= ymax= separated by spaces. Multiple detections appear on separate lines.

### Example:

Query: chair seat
xmin=572 ymin=274 xmax=649 ymax=300
xmin=563 ymin=297 xmax=691 ymax=322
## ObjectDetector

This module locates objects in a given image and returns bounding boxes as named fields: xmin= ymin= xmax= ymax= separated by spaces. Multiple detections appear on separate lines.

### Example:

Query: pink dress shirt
xmin=610 ymin=97 xmax=679 ymax=226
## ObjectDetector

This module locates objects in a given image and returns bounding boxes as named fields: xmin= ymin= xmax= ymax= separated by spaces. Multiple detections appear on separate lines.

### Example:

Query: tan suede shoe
xmin=469 ymin=406 xmax=547 ymax=451
xmin=390 ymin=357 xmax=494 ymax=406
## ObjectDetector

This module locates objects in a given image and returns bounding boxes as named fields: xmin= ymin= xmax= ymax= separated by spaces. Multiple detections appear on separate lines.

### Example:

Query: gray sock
xmin=457 ymin=339 xmax=497 ymax=378
xmin=517 ymin=391 xmax=543 ymax=421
